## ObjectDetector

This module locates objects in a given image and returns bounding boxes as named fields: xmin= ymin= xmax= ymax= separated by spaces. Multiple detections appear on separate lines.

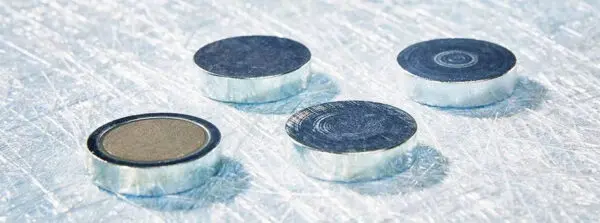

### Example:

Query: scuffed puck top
xmin=397 ymin=38 xmax=516 ymax=82
xmin=194 ymin=35 xmax=311 ymax=78
xmin=285 ymin=101 xmax=417 ymax=154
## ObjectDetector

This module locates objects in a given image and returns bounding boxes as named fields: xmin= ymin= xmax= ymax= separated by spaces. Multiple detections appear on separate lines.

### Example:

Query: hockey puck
xmin=397 ymin=38 xmax=517 ymax=107
xmin=87 ymin=113 xmax=221 ymax=196
xmin=194 ymin=35 xmax=311 ymax=103
xmin=285 ymin=101 xmax=418 ymax=182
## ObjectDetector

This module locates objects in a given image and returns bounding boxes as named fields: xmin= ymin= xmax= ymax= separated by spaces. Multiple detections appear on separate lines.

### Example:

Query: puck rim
xmin=397 ymin=38 xmax=517 ymax=83
xmin=87 ymin=113 xmax=221 ymax=168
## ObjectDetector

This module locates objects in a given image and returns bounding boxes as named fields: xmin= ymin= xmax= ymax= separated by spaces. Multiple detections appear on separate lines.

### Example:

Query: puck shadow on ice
xmin=440 ymin=77 xmax=548 ymax=118
xmin=118 ymin=157 xmax=250 ymax=211
xmin=343 ymin=145 xmax=448 ymax=196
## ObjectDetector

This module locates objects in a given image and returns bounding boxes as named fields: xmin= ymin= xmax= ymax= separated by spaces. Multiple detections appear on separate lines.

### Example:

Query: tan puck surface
xmin=100 ymin=118 xmax=208 ymax=163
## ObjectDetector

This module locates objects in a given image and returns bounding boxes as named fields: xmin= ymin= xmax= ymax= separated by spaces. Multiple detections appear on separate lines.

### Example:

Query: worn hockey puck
xmin=286 ymin=101 xmax=418 ymax=182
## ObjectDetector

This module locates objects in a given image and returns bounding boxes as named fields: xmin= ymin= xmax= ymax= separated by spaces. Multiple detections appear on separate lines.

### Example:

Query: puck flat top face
xmin=101 ymin=119 xmax=207 ymax=163
xmin=194 ymin=35 xmax=311 ymax=78
xmin=88 ymin=113 xmax=220 ymax=167
xmin=286 ymin=101 xmax=417 ymax=154
xmin=397 ymin=38 xmax=516 ymax=82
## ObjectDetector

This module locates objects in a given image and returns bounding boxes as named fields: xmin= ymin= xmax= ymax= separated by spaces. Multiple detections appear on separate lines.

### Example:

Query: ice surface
xmin=1 ymin=0 xmax=600 ymax=222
